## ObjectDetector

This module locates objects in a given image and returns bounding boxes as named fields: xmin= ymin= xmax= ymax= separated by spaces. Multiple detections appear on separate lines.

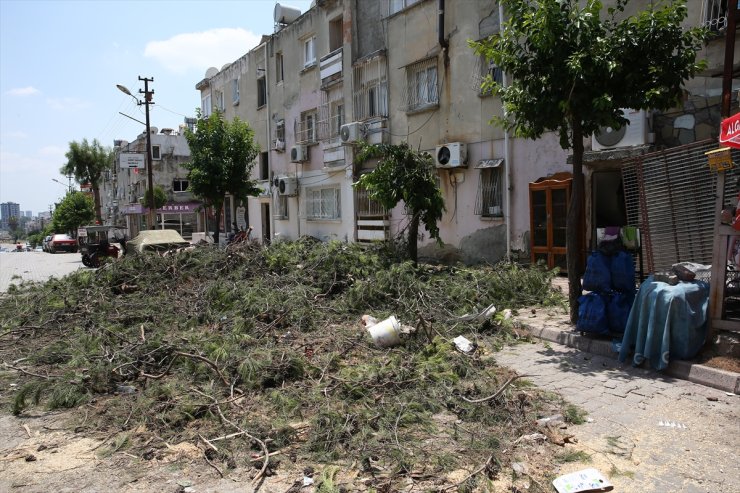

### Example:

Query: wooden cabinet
xmin=529 ymin=173 xmax=572 ymax=272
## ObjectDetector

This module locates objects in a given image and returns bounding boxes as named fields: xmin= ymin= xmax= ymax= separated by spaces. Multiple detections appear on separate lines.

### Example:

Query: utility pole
xmin=139 ymin=77 xmax=156 ymax=229
xmin=721 ymin=1 xmax=737 ymax=117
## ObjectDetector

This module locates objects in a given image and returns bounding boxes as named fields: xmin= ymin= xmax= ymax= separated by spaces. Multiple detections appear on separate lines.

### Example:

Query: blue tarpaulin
xmin=618 ymin=276 xmax=710 ymax=370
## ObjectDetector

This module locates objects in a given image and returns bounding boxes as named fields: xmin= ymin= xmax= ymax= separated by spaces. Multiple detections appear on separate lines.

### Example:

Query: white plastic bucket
xmin=367 ymin=316 xmax=401 ymax=348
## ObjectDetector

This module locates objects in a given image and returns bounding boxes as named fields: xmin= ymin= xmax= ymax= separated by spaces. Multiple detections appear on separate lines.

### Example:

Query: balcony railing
xmin=320 ymin=47 xmax=343 ymax=86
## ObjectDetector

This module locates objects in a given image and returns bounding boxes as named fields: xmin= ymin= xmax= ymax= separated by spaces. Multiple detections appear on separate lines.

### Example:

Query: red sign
xmin=720 ymin=113 xmax=740 ymax=149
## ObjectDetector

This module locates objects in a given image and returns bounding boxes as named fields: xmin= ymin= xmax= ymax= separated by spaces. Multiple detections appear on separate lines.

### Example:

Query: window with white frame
xmin=404 ymin=58 xmax=439 ymax=111
xmin=173 ymin=179 xmax=189 ymax=192
xmin=304 ymin=36 xmax=316 ymax=68
xmin=231 ymin=77 xmax=240 ymax=105
xmin=318 ymin=88 xmax=344 ymax=140
xmin=152 ymin=145 xmax=161 ymax=160
xmin=474 ymin=163 xmax=504 ymax=217
xmin=306 ymin=186 xmax=341 ymax=220
xmin=201 ymin=93 xmax=212 ymax=117
xmin=703 ymin=0 xmax=729 ymax=31
xmin=297 ymin=110 xmax=317 ymax=143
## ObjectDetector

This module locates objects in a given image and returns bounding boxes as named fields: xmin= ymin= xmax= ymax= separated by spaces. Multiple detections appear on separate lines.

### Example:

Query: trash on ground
xmin=658 ymin=420 xmax=687 ymax=429
xmin=453 ymin=335 xmax=475 ymax=353
xmin=366 ymin=315 xmax=402 ymax=348
xmin=452 ymin=303 xmax=496 ymax=322
xmin=511 ymin=461 xmax=529 ymax=476
xmin=303 ymin=476 xmax=314 ymax=486
xmin=502 ymin=308 xmax=512 ymax=320
xmin=552 ymin=468 xmax=614 ymax=493
xmin=536 ymin=414 xmax=564 ymax=427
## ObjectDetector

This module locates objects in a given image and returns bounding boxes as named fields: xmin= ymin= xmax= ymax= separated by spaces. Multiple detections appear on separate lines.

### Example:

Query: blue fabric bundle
xmin=610 ymin=251 xmax=635 ymax=292
xmin=582 ymin=251 xmax=611 ymax=292
xmin=577 ymin=293 xmax=609 ymax=335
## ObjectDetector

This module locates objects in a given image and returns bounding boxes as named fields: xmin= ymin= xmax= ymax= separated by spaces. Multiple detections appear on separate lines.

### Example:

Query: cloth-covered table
xmin=618 ymin=276 xmax=710 ymax=370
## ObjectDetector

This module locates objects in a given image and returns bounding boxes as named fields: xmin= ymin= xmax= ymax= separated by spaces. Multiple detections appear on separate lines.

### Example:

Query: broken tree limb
xmin=458 ymin=375 xmax=530 ymax=403
xmin=441 ymin=454 xmax=493 ymax=491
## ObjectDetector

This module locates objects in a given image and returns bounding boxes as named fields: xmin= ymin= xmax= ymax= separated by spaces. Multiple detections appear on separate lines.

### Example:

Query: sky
xmin=0 ymin=0 xmax=313 ymax=215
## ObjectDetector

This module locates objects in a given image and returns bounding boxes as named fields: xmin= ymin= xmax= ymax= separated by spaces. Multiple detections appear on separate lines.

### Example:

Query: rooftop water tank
xmin=274 ymin=3 xmax=301 ymax=24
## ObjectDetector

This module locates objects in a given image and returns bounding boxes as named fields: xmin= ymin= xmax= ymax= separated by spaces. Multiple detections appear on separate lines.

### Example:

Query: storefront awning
xmin=720 ymin=112 xmax=740 ymax=149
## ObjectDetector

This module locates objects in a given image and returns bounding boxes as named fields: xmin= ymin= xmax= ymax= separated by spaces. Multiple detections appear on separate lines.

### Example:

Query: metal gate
xmin=621 ymin=139 xmax=736 ymax=272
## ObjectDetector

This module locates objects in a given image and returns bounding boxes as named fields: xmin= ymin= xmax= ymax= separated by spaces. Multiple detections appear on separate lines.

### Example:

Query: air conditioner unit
xmin=340 ymin=122 xmax=365 ymax=144
xmin=435 ymin=142 xmax=468 ymax=168
xmin=278 ymin=176 xmax=298 ymax=196
xmin=592 ymin=109 xmax=648 ymax=151
xmin=290 ymin=144 xmax=308 ymax=162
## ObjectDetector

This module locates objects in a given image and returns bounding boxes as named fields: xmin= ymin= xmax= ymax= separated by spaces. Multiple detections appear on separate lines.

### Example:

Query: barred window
xmin=306 ymin=187 xmax=341 ymax=220
xmin=201 ymin=94 xmax=211 ymax=117
xmin=403 ymin=58 xmax=438 ymax=111
xmin=474 ymin=162 xmax=504 ymax=217
xmin=231 ymin=77 xmax=240 ymax=104
xmin=471 ymin=55 xmax=502 ymax=96
xmin=318 ymin=88 xmax=344 ymax=140
xmin=703 ymin=0 xmax=729 ymax=31
xmin=296 ymin=111 xmax=317 ymax=143
xmin=353 ymin=54 xmax=388 ymax=120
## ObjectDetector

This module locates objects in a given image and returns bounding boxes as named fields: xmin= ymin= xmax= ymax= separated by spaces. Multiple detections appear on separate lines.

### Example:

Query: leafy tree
xmin=184 ymin=111 xmax=261 ymax=244
xmin=51 ymin=192 xmax=94 ymax=237
xmin=61 ymin=139 xmax=114 ymax=224
xmin=471 ymin=0 xmax=706 ymax=322
xmin=7 ymin=216 xmax=19 ymax=242
xmin=354 ymin=142 xmax=445 ymax=264
xmin=140 ymin=185 xmax=168 ymax=211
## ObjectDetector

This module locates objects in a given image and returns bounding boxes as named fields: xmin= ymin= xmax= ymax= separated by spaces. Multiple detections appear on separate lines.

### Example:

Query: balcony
xmin=320 ymin=47 xmax=343 ymax=88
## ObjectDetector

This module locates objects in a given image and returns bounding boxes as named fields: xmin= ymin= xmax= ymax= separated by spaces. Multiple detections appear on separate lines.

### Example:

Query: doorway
xmin=260 ymin=203 xmax=271 ymax=244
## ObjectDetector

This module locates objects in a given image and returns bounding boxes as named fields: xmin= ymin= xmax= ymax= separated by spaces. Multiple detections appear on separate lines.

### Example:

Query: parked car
xmin=48 ymin=234 xmax=78 ymax=253
xmin=42 ymin=235 xmax=52 ymax=252
xmin=34 ymin=246 xmax=43 ymax=252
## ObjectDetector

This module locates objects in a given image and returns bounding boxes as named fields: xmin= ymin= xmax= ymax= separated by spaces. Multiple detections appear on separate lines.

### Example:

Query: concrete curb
xmin=518 ymin=323 xmax=740 ymax=395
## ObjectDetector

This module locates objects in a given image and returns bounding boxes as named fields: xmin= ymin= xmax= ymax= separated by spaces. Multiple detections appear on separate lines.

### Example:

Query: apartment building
xmin=101 ymin=127 xmax=204 ymax=240
xmin=195 ymin=0 xmax=737 ymax=265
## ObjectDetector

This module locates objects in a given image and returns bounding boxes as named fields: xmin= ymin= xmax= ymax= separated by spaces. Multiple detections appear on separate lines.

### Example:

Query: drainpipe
xmin=499 ymin=2 xmax=512 ymax=260
xmin=264 ymin=41 xmax=275 ymax=244
xmin=438 ymin=0 xmax=448 ymax=51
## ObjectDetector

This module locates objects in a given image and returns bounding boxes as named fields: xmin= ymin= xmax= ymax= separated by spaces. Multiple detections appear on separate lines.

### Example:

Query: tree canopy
xmin=61 ymin=139 xmax=113 ymax=224
xmin=471 ymin=0 xmax=707 ymax=321
xmin=354 ymin=142 xmax=445 ymax=263
xmin=183 ymin=111 xmax=261 ymax=245
xmin=51 ymin=192 xmax=94 ymax=236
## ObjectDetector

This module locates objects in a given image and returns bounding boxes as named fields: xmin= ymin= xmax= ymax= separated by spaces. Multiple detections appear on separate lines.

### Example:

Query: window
xmin=297 ymin=110 xmax=317 ymax=143
xmin=404 ymin=58 xmax=438 ymax=111
xmin=304 ymin=36 xmax=316 ymax=68
xmin=275 ymin=195 xmax=288 ymax=220
xmin=275 ymin=119 xmax=285 ymax=144
xmin=318 ymin=88 xmax=343 ymax=140
xmin=201 ymin=94 xmax=212 ymax=117
xmin=306 ymin=187 xmax=341 ymax=220
xmin=259 ymin=152 xmax=269 ymax=180
xmin=173 ymin=179 xmax=189 ymax=192
xmin=331 ymin=102 xmax=344 ymax=137
xmin=329 ymin=17 xmax=342 ymax=52
xmin=352 ymin=55 xmax=388 ymax=120
xmin=388 ymin=0 xmax=421 ymax=16
xmin=474 ymin=163 xmax=504 ymax=218
xmin=152 ymin=145 xmax=161 ymax=160
xmin=257 ymin=76 xmax=267 ymax=108
xmin=276 ymin=52 xmax=284 ymax=83
xmin=232 ymin=77 xmax=240 ymax=105
xmin=704 ymin=0 xmax=729 ymax=31
xmin=214 ymin=90 xmax=225 ymax=111
xmin=472 ymin=55 xmax=503 ymax=96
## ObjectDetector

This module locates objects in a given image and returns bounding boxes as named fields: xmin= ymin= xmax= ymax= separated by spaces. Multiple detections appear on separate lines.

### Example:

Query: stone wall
xmin=654 ymin=93 xmax=737 ymax=148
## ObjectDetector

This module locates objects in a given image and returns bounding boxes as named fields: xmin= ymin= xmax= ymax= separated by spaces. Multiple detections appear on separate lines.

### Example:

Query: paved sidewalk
xmin=0 ymin=247 xmax=83 ymax=293
xmin=496 ymin=339 xmax=740 ymax=492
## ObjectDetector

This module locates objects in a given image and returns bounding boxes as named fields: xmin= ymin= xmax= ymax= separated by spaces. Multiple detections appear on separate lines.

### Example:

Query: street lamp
xmin=117 ymin=77 xmax=156 ymax=229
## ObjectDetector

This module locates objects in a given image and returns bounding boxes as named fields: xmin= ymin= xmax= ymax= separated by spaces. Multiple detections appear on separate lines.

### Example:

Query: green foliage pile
xmin=0 ymin=240 xmax=565 ymax=489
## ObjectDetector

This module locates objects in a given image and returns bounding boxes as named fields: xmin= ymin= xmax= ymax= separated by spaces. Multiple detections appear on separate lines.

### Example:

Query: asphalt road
xmin=0 ymin=244 xmax=84 ymax=293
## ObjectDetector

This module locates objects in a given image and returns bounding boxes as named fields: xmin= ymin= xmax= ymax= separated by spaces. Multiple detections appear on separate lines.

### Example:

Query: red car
xmin=48 ymin=234 xmax=78 ymax=253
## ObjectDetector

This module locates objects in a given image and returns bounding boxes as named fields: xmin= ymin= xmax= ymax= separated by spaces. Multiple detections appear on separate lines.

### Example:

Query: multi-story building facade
xmin=101 ymin=127 xmax=205 ymax=240
xmin=0 ymin=202 xmax=21 ymax=230
xmin=194 ymin=0 xmax=737 ymax=265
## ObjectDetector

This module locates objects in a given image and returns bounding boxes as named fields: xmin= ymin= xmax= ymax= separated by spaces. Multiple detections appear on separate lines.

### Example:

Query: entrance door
xmin=260 ymin=203 xmax=271 ymax=244
xmin=529 ymin=173 xmax=572 ymax=272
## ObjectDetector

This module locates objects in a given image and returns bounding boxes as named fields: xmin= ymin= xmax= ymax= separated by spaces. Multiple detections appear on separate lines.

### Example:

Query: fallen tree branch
xmin=441 ymin=454 xmax=493 ymax=491
xmin=3 ymin=363 xmax=57 ymax=380
xmin=458 ymin=375 xmax=530 ymax=403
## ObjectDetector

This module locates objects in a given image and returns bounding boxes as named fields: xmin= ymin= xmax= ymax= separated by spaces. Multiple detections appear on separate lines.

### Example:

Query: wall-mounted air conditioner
xmin=291 ymin=144 xmax=308 ymax=162
xmin=435 ymin=142 xmax=468 ymax=168
xmin=592 ymin=109 xmax=648 ymax=151
xmin=276 ymin=176 xmax=298 ymax=196
xmin=340 ymin=122 xmax=365 ymax=144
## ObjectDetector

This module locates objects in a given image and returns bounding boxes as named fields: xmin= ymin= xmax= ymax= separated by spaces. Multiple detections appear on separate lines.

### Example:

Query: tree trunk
xmin=408 ymin=212 xmax=420 ymax=265
xmin=92 ymin=185 xmax=103 ymax=224
xmin=213 ymin=205 xmax=222 ymax=245
xmin=567 ymin=118 xmax=586 ymax=324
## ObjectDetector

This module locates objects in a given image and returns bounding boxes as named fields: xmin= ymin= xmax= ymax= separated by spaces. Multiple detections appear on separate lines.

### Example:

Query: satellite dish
xmin=205 ymin=67 xmax=219 ymax=78
xmin=437 ymin=146 xmax=451 ymax=166
xmin=594 ymin=124 xmax=627 ymax=147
